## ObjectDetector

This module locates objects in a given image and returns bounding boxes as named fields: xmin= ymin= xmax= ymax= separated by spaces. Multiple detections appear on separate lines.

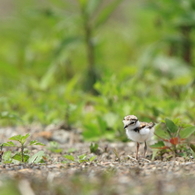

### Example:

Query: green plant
xmin=77 ymin=0 xmax=125 ymax=92
xmin=90 ymin=142 xmax=99 ymax=153
xmin=151 ymin=118 xmax=195 ymax=159
xmin=48 ymin=141 xmax=63 ymax=153
xmin=2 ymin=134 xmax=45 ymax=163
xmin=64 ymin=154 xmax=97 ymax=163
xmin=147 ymin=0 xmax=195 ymax=65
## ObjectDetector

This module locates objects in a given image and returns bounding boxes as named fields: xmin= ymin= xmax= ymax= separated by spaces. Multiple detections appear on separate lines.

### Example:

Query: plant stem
xmin=21 ymin=144 xmax=24 ymax=162
xmin=80 ymin=3 xmax=98 ymax=93
xmin=180 ymin=25 xmax=192 ymax=65
xmin=172 ymin=144 xmax=177 ymax=157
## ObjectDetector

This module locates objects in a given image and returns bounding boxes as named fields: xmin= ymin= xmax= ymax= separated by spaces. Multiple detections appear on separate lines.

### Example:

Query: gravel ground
xmin=0 ymin=125 xmax=195 ymax=195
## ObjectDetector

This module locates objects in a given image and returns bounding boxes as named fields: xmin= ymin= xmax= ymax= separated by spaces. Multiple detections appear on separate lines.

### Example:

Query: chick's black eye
xmin=130 ymin=121 xmax=135 ymax=125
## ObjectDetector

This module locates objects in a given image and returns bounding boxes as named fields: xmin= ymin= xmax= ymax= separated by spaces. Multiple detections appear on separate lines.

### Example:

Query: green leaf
xmin=190 ymin=144 xmax=195 ymax=153
xmin=30 ymin=140 xmax=45 ymax=146
xmin=151 ymin=149 xmax=158 ymax=161
xmin=89 ymin=155 xmax=97 ymax=162
xmin=94 ymin=0 xmax=124 ymax=28
xmin=51 ymin=148 xmax=63 ymax=153
xmin=150 ymin=141 xmax=165 ymax=148
xmin=9 ymin=134 xmax=30 ymax=145
xmin=78 ymin=154 xmax=86 ymax=160
xmin=12 ymin=153 xmax=29 ymax=162
xmin=2 ymin=151 xmax=12 ymax=161
xmin=154 ymin=128 xmax=170 ymax=139
xmin=48 ymin=141 xmax=62 ymax=153
xmin=77 ymin=154 xmax=87 ymax=163
xmin=90 ymin=142 xmax=99 ymax=153
xmin=28 ymin=151 xmax=45 ymax=163
xmin=67 ymin=148 xmax=76 ymax=153
xmin=179 ymin=126 xmax=195 ymax=139
xmin=165 ymin=118 xmax=178 ymax=133
xmin=3 ymin=141 xmax=16 ymax=147
xmin=64 ymin=155 xmax=75 ymax=161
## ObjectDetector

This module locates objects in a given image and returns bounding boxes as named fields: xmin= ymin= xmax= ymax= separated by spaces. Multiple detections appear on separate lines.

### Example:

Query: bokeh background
xmin=1 ymin=0 xmax=195 ymax=141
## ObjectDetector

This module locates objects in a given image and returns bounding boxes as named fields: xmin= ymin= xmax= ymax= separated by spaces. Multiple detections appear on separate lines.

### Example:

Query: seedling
xmin=48 ymin=141 xmax=63 ymax=153
xmin=3 ymin=133 xmax=45 ymax=163
xmin=67 ymin=148 xmax=77 ymax=153
xmin=90 ymin=142 xmax=99 ymax=153
xmin=151 ymin=118 xmax=195 ymax=159
xmin=64 ymin=154 xmax=97 ymax=163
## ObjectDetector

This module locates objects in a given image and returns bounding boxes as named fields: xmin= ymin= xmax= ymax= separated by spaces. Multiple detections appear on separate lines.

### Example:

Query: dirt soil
xmin=0 ymin=124 xmax=195 ymax=195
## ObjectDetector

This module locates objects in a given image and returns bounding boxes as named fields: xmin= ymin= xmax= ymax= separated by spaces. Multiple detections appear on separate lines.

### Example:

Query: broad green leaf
xmin=150 ymin=141 xmax=165 ymax=148
xmin=2 ymin=151 xmax=12 ymax=161
xmin=67 ymin=148 xmax=76 ymax=153
xmin=9 ymin=135 xmax=22 ymax=142
xmin=152 ymin=149 xmax=158 ymax=161
xmin=50 ymin=148 xmax=63 ymax=153
xmin=12 ymin=153 xmax=21 ymax=162
xmin=12 ymin=153 xmax=29 ymax=162
xmin=9 ymin=134 xmax=30 ymax=144
xmin=20 ymin=134 xmax=30 ymax=144
xmin=154 ymin=128 xmax=170 ymax=139
xmin=3 ymin=141 xmax=16 ymax=147
xmin=179 ymin=126 xmax=195 ymax=139
xmin=165 ymin=118 xmax=178 ymax=133
xmin=28 ymin=151 xmax=45 ymax=163
xmin=89 ymin=155 xmax=97 ymax=162
xmin=30 ymin=140 xmax=45 ymax=146
xmin=78 ymin=154 xmax=86 ymax=160
xmin=190 ymin=144 xmax=195 ymax=153
xmin=77 ymin=154 xmax=87 ymax=163
xmin=78 ymin=159 xmax=88 ymax=163
xmin=64 ymin=155 xmax=75 ymax=161
xmin=94 ymin=0 xmax=124 ymax=28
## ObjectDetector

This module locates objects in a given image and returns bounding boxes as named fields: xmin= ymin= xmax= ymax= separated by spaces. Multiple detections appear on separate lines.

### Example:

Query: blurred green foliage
xmin=0 ymin=0 xmax=195 ymax=140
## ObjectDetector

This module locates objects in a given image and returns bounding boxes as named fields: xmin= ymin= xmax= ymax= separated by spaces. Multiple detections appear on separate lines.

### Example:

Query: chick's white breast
xmin=126 ymin=127 xmax=153 ymax=143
